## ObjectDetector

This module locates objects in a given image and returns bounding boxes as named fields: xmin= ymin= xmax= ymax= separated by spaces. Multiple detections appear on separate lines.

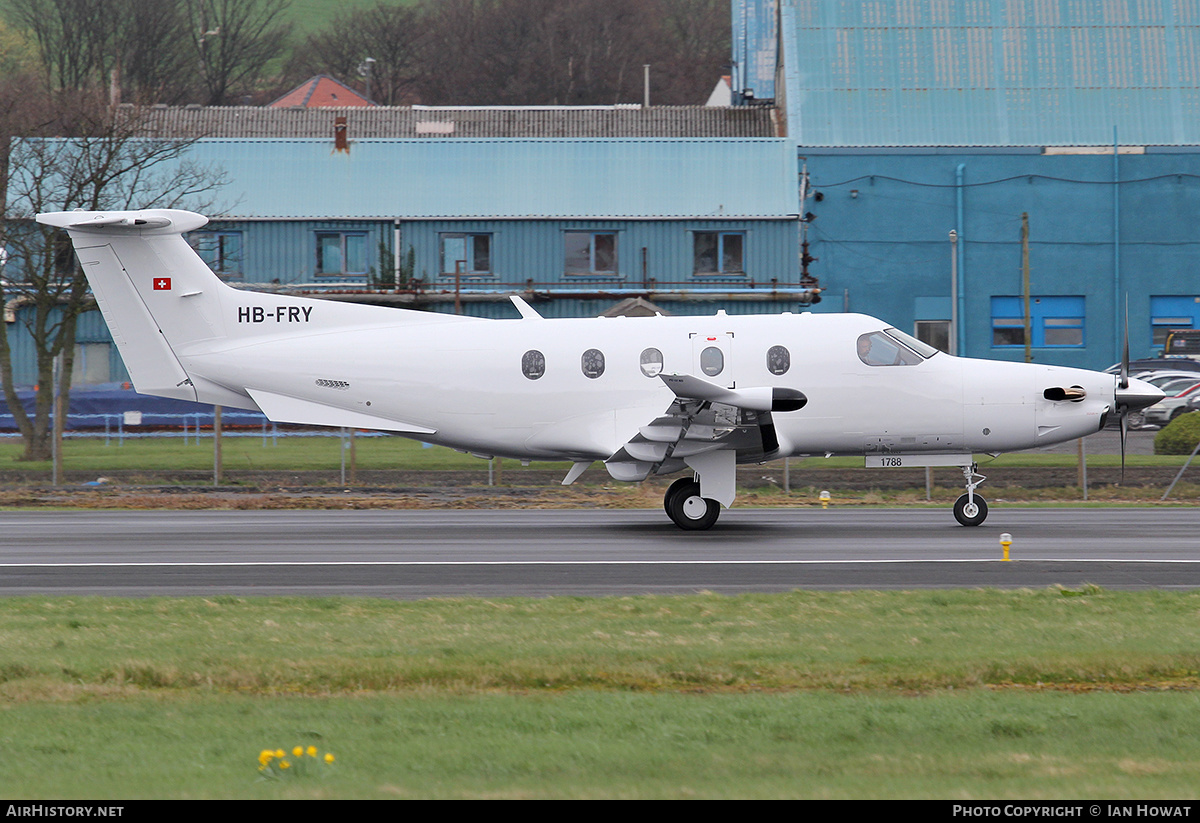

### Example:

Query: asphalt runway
xmin=2 ymin=507 xmax=1199 ymax=597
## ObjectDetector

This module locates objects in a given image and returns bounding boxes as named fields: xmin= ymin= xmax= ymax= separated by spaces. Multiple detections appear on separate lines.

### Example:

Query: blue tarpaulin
xmin=0 ymin=384 xmax=266 ymax=430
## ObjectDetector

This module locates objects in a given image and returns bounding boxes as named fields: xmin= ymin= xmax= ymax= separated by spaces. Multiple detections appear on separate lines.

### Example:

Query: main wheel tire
xmin=953 ymin=493 xmax=988 ymax=527
xmin=665 ymin=480 xmax=721 ymax=530
xmin=663 ymin=477 xmax=696 ymax=515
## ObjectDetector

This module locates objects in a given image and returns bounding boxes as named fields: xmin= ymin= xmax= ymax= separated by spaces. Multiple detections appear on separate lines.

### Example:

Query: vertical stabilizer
xmin=36 ymin=209 xmax=225 ymax=402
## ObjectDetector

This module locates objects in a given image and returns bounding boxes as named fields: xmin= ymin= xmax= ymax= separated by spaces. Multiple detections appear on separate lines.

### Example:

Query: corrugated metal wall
xmin=177 ymin=138 xmax=799 ymax=220
xmin=206 ymin=219 xmax=393 ymax=284
xmin=802 ymin=146 xmax=1200 ymax=370
xmin=778 ymin=0 xmax=1200 ymax=146
xmin=397 ymin=219 xmax=798 ymax=289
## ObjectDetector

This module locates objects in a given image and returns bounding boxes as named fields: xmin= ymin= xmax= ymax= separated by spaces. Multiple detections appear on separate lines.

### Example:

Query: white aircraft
xmin=38 ymin=209 xmax=1163 ymax=530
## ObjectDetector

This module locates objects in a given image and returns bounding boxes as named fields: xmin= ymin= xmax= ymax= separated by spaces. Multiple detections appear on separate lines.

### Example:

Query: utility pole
xmin=52 ymin=352 xmax=64 ymax=485
xmin=213 ymin=405 xmax=223 ymax=485
xmin=1021 ymin=212 xmax=1031 ymax=363
xmin=949 ymin=229 xmax=958 ymax=355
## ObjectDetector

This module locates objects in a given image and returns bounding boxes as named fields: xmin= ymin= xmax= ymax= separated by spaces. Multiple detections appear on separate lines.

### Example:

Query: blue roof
xmin=777 ymin=0 xmax=1200 ymax=146
xmin=181 ymin=138 xmax=799 ymax=220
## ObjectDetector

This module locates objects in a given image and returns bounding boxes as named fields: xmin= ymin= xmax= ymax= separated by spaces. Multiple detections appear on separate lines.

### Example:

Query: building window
xmin=1153 ymin=316 xmax=1193 ymax=348
xmin=991 ymin=296 xmax=1085 ymax=348
xmin=564 ymin=231 xmax=617 ymax=276
xmin=316 ymin=232 xmax=368 ymax=275
xmin=190 ymin=231 xmax=242 ymax=278
xmin=914 ymin=320 xmax=951 ymax=353
xmin=693 ymin=231 xmax=745 ymax=275
xmin=72 ymin=343 xmax=111 ymax=384
xmin=440 ymin=233 xmax=492 ymax=276
xmin=1150 ymin=297 xmax=1200 ymax=350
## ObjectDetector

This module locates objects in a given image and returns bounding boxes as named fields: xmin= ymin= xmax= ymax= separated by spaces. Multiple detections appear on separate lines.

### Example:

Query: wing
xmin=603 ymin=374 xmax=807 ymax=486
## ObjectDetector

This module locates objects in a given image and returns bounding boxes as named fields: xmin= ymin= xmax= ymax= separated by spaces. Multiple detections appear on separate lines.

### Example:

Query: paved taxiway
xmin=2 ymin=508 xmax=1199 ymax=597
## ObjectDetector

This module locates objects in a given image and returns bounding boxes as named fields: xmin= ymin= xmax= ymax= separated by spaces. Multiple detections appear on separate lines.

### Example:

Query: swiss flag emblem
xmin=153 ymin=278 xmax=171 ymax=290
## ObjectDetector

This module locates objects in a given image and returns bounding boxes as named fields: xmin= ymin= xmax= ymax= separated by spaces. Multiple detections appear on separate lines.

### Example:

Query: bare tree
xmin=292 ymin=2 xmax=424 ymax=105
xmin=6 ymin=0 xmax=203 ymax=104
xmin=652 ymin=0 xmax=731 ymax=104
xmin=185 ymin=0 xmax=293 ymax=105
xmin=412 ymin=0 xmax=728 ymax=106
xmin=113 ymin=1 xmax=196 ymax=104
xmin=5 ymin=0 xmax=109 ymax=92
xmin=0 ymin=96 xmax=229 ymax=460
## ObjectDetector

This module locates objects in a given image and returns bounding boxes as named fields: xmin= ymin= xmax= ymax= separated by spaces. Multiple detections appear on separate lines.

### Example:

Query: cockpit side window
xmin=856 ymin=331 xmax=924 ymax=366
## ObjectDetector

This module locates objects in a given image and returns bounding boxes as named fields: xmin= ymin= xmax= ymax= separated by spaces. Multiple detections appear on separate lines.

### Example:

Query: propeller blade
xmin=1119 ymin=412 xmax=1128 ymax=485
xmin=1120 ymin=300 xmax=1130 ymax=390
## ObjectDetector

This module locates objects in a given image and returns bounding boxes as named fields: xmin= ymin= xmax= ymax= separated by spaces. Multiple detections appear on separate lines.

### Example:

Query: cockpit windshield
xmin=856 ymin=328 xmax=938 ymax=366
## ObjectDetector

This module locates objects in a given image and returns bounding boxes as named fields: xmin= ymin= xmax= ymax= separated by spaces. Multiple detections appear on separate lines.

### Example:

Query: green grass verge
xmin=0 ymin=435 xmax=1192 ymax=475
xmin=0 ymin=435 xmax=509 ymax=474
xmin=3 ymin=590 xmax=1200 ymax=798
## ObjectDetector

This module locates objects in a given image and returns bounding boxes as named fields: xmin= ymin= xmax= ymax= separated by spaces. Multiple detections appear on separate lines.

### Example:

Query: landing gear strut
xmin=664 ymin=477 xmax=721 ymax=530
xmin=953 ymin=464 xmax=988 ymax=526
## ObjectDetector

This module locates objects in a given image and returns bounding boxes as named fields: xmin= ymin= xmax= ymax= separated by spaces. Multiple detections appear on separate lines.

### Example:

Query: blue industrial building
xmin=732 ymin=0 xmax=1200 ymax=370
xmin=180 ymin=136 xmax=805 ymax=320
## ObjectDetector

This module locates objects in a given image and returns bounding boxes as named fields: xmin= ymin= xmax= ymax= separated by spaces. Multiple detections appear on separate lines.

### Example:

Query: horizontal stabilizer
xmin=246 ymin=389 xmax=436 ymax=435
xmin=37 ymin=209 xmax=208 ymax=234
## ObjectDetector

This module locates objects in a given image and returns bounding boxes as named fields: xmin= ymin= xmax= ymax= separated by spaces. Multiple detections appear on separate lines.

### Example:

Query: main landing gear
xmin=953 ymin=464 xmax=988 ymax=526
xmin=663 ymin=477 xmax=721 ymax=530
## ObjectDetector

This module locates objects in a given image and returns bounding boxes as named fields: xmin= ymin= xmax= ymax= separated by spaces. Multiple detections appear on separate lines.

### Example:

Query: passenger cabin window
xmin=857 ymin=331 xmax=926 ymax=366
xmin=521 ymin=350 xmax=545 ymax=380
xmin=640 ymin=348 xmax=663 ymax=377
xmin=766 ymin=345 xmax=790 ymax=375
xmin=700 ymin=346 xmax=724 ymax=376
xmin=581 ymin=349 xmax=605 ymax=378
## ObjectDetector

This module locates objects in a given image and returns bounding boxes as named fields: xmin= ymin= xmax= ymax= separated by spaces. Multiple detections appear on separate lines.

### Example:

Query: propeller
xmin=1120 ymin=304 xmax=1129 ymax=483
xmin=1111 ymin=301 xmax=1166 ymax=483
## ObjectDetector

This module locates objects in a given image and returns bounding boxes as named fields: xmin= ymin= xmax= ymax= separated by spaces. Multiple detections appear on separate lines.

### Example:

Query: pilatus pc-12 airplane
xmin=38 ymin=209 xmax=1163 ymax=530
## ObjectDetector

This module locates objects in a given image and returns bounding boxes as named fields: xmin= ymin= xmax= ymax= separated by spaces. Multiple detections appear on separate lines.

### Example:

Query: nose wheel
xmin=953 ymin=464 xmax=989 ymax=526
xmin=664 ymin=478 xmax=721 ymax=530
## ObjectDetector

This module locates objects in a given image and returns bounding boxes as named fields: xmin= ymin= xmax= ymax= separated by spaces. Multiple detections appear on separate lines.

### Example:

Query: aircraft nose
xmin=1116 ymin=376 xmax=1165 ymax=411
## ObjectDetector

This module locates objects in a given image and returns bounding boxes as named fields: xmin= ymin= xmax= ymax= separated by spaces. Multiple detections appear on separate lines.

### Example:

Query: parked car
xmin=1105 ymin=358 xmax=1200 ymax=375
xmin=1118 ymin=371 xmax=1200 ymax=427
xmin=1141 ymin=378 xmax=1200 ymax=427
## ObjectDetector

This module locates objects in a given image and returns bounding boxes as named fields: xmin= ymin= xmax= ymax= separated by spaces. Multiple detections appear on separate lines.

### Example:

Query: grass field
xmin=0 ymin=433 xmax=497 ymax=474
xmin=0 ymin=433 xmax=1193 ymax=475
xmin=3 ymin=590 xmax=1200 ymax=798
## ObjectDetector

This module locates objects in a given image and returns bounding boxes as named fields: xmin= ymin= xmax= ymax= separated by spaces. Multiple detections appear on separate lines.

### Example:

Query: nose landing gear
xmin=953 ymin=464 xmax=988 ymax=526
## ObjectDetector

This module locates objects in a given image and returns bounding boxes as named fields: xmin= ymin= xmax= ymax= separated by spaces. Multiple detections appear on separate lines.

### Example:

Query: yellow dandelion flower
xmin=307 ymin=746 xmax=318 ymax=757
xmin=259 ymin=750 xmax=274 ymax=765
xmin=280 ymin=760 xmax=290 ymax=769
xmin=275 ymin=749 xmax=285 ymax=758
xmin=324 ymin=753 xmax=335 ymax=764
xmin=293 ymin=746 xmax=304 ymax=758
